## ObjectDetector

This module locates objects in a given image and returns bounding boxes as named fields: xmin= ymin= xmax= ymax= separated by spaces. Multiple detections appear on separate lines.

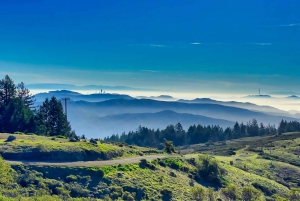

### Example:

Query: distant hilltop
xmin=27 ymin=83 xmax=147 ymax=91
xmin=286 ymin=95 xmax=299 ymax=99
xmin=245 ymin=94 xmax=272 ymax=98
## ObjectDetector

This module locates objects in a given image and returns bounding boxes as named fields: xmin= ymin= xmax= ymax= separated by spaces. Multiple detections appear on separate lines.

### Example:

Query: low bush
xmin=220 ymin=184 xmax=239 ymax=201
xmin=90 ymin=138 xmax=97 ymax=145
xmin=5 ymin=135 xmax=16 ymax=142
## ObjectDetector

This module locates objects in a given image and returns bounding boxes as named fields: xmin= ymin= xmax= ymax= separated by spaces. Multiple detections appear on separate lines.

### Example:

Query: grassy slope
xmin=0 ymin=133 xmax=161 ymax=161
xmin=1 ymin=132 xmax=300 ymax=200
xmin=0 ymin=158 xmax=202 ymax=201
xmin=185 ymin=132 xmax=300 ymax=199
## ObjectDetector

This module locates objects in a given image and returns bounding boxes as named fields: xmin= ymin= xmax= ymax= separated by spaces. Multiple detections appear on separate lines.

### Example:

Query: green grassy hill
xmin=1 ymin=132 xmax=300 ymax=200
xmin=0 ymin=133 xmax=161 ymax=161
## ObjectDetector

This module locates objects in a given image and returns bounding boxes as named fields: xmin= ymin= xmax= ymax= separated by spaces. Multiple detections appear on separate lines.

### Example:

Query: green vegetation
xmin=0 ymin=75 xmax=75 ymax=138
xmin=104 ymin=120 xmax=279 ymax=149
xmin=162 ymin=139 xmax=175 ymax=154
xmin=1 ymin=133 xmax=300 ymax=200
xmin=2 ymin=74 xmax=300 ymax=200
xmin=0 ymin=155 xmax=211 ymax=200
xmin=0 ymin=133 xmax=161 ymax=161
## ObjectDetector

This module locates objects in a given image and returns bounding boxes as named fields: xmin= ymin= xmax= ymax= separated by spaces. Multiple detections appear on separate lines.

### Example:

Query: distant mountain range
xmin=33 ymin=90 xmax=299 ymax=138
xmin=177 ymin=98 xmax=291 ymax=117
xmin=286 ymin=95 xmax=299 ymax=99
xmin=244 ymin=95 xmax=272 ymax=98
xmin=28 ymin=83 xmax=147 ymax=91
xmin=65 ymin=99 xmax=297 ymax=137
xmin=136 ymin=95 xmax=175 ymax=101
xmin=77 ymin=110 xmax=234 ymax=135
xmin=35 ymin=90 xmax=134 ymax=102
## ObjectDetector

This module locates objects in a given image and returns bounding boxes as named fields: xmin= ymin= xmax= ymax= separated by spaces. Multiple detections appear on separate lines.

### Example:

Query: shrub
xmin=190 ymin=186 xmax=206 ymax=201
xmin=220 ymin=184 xmax=239 ymax=201
xmin=252 ymin=182 xmax=276 ymax=196
xmin=140 ymin=159 xmax=147 ymax=165
xmin=54 ymin=186 xmax=70 ymax=197
xmin=162 ymin=139 xmax=175 ymax=154
xmin=0 ymin=156 xmax=14 ymax=184
xmin=65 ymin=175 xmax=78 ymax=183
xmin=69 ymin=183 xmax=90 ymax=197
xmin=288 ymin=188 xmax=300 ymax=201
xmin=69 ymin=138 xmax=78 ymax=142
xmin=207 ymin=187 xmax=216 ymax=201
xmin=122 ymin=191 xmax=135 ymax=201
xmin=161 ymin=189 xmax=172 ymax=196
xmin=109 ymin=186 xmax=123 ymax=199
xmin=159 ymin=161 xmax=167 ymax=167
xmin=242 ymin=186 xmax=262 ymax=201
xmin=5 ymin=135 xmax=16 ymax=142
xmin=169 ymin=171 xmax=176 ymax=177
xmin=196 ymin=155 xmax=224 ymax=184
xmin=90 ymin=138 xmax=97 ymax=145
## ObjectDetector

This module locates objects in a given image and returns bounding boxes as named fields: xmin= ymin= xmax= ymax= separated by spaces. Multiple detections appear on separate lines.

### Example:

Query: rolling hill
xmin=60 ymin=99 xmax=299 ymax=137
xmin=35 ymin=90 xmax=134 ymax=102
xmin=177 ymin=98 xmax=291 ymax=117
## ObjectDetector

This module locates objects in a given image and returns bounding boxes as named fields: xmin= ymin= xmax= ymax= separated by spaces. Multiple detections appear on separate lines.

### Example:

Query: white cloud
xmin=251 ymin=43 xmax=272 ymax=46
xmin=264 ymin=23 xmax=300 ymax=28
xmin=149 ymin=44 xmax=166 ymax=47
xmin=141 ymin=70 xmax=160 ymax=73
xmin=281 ymin=23 xmax=300 ymax=27
xmin=190 ymin=42 xmax=201 ymax=45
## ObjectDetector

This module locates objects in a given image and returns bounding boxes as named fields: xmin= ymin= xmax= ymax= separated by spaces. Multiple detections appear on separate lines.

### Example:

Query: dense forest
xmin=0 ymin=75 xmax=75 ymax=138
xmin=104 ymin=120 xmax=300 ymax=148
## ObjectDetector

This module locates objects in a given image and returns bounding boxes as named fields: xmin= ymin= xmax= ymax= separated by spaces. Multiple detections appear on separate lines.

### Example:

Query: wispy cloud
xmin=141 ymin=70 xmax=160 ymax=73
xmin=264 ymin=23 xmax=300 ymax=28
xmin=279 ymin=23 xmax=300 ymax=27
xmin=149 ymin=44 xmax=166 ymax=47
xmin=250 ymin=43 xmax=272 ymax=46
xmin=190 ymin=42 xmax=201 ymax=45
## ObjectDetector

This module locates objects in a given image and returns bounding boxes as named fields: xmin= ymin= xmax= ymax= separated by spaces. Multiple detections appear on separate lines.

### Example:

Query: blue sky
xmin=0 ymin=0 xmax=300 ymax=95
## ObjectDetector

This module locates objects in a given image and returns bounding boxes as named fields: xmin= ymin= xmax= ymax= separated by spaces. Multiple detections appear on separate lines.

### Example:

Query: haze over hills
xmin=244 ymin=95 xmax=272 ymax=98
xmin=35 ymin=90 xmax=134 ymax=102
xmin=27 ymin=83 xmax=146 ymax=91
xmin=177 ymin=98 xmax=291 ymax=117
xmin=73 ymin=110 xmax=234 ymax=136
xmin=60 ymin=99 xmax=298 ymax=137
xmin=136 ymin=95 xmax=175 ymax=101
xmin=287 ymin=95 xmax=299 ymax=99
xmin=32 ymin=90 xmax=300 ymax=138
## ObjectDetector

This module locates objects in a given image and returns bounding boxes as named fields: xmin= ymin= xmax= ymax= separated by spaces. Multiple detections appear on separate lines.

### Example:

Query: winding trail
xmin=6 ymin=155 xmax=173 ymax=167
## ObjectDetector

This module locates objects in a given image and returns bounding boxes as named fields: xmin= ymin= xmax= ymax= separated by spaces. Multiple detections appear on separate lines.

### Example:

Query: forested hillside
xmin=104 ymin=120 xmax=300 ymax=148
xmin=0 ymin=75 xmax=75 ymax=138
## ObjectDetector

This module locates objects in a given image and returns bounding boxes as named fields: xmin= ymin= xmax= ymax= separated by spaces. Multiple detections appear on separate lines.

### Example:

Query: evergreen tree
xmin=0 ymin=75 xmax=16 ymax=106
xmin=278 ymin=120 xmax=287 ymax=135
xmin=0 ymin=98 xmax=35 ymax=133
xmin=17 ymin=82 xmax=36 ymax=109
xmin=36 ymin=96 xmax=73 ymax=137
xmin=233 ymin=122 xmax=240 ymax=139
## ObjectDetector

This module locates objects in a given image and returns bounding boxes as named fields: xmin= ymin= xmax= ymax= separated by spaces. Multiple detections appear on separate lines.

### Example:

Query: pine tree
xmin=17 ymin=82 xmax=35 ymax=109
xmin=1 ymin=98 xmax=35 ymax=133
xmin=0 ymin=75 xmax=16 ymax=106
xmin=36 ymin=96 xmax=73 ymax=137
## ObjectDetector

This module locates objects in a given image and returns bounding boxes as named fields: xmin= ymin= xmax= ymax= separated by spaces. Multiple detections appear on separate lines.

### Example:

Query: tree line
xmin=0 ymin=75 xmax=75 ymax=137
xmin=104 ymin=119 xmax=300 ymax=148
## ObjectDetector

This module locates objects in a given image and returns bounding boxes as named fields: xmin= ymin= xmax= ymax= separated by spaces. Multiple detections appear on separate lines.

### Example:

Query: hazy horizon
xmin=29 ymin=87 xmax=300 ymax=112
xmin=1 ymin=0 xmax=300 ymax=97
xmin=1 ymin=0 xmax=300 ymax=112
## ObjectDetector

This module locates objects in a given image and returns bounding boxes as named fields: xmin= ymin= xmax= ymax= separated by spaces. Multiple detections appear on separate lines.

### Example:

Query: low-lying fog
xmin=30 ymin=89 xmax=300 ymax=112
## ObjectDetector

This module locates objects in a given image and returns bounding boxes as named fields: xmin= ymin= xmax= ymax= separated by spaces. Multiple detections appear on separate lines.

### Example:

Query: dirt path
xmin=6 ymin=155 xmax=173 ymax=167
